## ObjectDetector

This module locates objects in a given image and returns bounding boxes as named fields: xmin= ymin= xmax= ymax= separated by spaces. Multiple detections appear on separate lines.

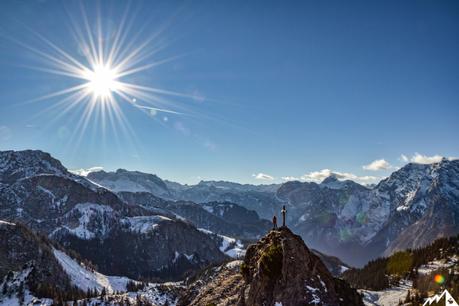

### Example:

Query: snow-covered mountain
xmin=0 ymin=150 xmax=228 ymax=281
xmin=118 ymin=191 xmax=271 ymax=240
xmin=87 ymin=169 xmax=173 ymax=199
xmin=88 ymin=170 xmax=282 ymax=220
xmin=82 ymin=154 xmax=459 ymax=267
xmin=278 ymin=159 xmax=459 ymax=266
xmin=0 ymin=220 xmax=182 ymax=305
xmin=2 ymin=149 xmax=458 ymax=272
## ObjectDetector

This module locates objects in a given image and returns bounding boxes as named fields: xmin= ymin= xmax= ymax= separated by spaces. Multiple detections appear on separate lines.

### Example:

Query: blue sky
xmin=0 ymin=0 xmax=458 ymax=184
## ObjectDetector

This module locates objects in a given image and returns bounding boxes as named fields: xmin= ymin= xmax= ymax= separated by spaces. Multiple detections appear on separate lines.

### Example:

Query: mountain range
xmin=0 ymin=149 xmax=458 ymax=305
xmin=87 ymin=156 xmax=459 ymax=266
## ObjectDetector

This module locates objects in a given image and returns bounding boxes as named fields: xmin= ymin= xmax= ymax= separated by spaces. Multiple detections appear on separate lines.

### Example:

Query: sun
xmin=84 ymin=63 xmax=120 ymax=99
xmin=17 ymin=3 xmax=193 ymax=144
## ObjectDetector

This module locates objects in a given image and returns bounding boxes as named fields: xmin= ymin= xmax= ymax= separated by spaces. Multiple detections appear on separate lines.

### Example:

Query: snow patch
xmin=63 ymin=203 xmax=114 ymax=239
xmin=122 ymin=215 xmax=172 ymax=234
xmin=53 ymin=249 xmax=131 ymax=293
xmin=360 ymin=279 xmax=412 ymax=306
xmin=0 ymin=220 xmax=15 ymax=226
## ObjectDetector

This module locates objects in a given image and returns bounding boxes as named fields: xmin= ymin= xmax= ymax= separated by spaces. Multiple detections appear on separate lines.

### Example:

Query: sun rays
xmin=12 ymin=2 xmax=194 ymax=148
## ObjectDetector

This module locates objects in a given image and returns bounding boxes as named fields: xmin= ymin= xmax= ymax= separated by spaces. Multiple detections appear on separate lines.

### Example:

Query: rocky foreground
xmin=180 ymin=227 xmax=364 ymax=306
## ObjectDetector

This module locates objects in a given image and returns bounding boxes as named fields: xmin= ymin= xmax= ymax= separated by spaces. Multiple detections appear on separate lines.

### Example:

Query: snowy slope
xmin=360 ymin=280 xmax=412 ymax=306
xmin=121 ymin=215 xmax=172 ymax=234
xmin=198 ymin=228 xmax=245 ymax=258
xmin=53 ymin=249 xmax=132 ymax=293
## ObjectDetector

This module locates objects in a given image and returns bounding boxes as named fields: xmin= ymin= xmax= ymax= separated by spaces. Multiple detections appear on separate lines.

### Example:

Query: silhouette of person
xmin=281 ymin=205 xmax=287 ymax=227
xmin=272 ymin=215 xmax=278 ymax=230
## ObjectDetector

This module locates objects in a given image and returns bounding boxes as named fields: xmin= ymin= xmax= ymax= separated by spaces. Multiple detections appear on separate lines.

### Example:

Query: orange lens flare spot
xmin=434 ymin=274 xmax=445 ymax=284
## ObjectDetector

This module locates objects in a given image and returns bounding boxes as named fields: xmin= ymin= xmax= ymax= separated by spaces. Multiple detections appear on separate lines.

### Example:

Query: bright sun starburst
xmin=11 ymin=2 xmax=194 ymax=145
xmin=84 ymin=63 xmax=120 ymax=99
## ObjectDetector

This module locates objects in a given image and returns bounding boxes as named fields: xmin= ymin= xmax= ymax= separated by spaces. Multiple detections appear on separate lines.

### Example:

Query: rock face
xmin=179 ymin=260 xmax=244 ymax=306
xmin=181 ymin=228 xmax=363 ymax=306
xmin=240 ymin=227 xmax=363 ymax=306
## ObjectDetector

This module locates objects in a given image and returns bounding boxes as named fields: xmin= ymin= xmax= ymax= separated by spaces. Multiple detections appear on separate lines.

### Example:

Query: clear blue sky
xmin=0 ymin=0 xmax=458 ymax=184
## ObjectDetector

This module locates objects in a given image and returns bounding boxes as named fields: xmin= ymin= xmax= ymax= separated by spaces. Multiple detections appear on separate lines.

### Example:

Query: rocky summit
xmin=181 ymin=227 xmax=364 ymax=306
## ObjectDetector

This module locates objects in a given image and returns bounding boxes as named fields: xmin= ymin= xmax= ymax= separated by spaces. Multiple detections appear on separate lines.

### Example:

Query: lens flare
xmin=434 ymin=274 xmax=445 ymax=284
xmin=10 ymin=2 xmax=197 ymax=147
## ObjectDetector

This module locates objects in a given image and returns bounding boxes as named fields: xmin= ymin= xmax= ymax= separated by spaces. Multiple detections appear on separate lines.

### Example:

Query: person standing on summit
xmin=272 ymin=215 xmax=278 ymax=230
xmin=281 ymin=205 xmax=287 ymax=227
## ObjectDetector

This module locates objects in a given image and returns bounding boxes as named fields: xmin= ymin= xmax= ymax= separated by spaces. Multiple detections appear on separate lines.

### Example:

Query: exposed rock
xmin=180 ymin=227 xmax=363 ymax=306
xmin=240 ymin=227 xmax=363 ymax=306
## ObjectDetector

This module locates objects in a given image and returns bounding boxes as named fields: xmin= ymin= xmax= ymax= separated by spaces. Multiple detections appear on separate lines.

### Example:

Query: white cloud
xmin=69 ymin=166 xmax=104 ymax=177
xmin=410 ymin=153 xmax=444 ymax=164
xmin=400 ymin=153 xmax=457 ymax=165
xmin=363 ymin=159 xmax=393 ymax=171
xmin=298 ymin=169 xmax=381 ymax=185
xmin=252 ymin=173 xmax=275 ymax=181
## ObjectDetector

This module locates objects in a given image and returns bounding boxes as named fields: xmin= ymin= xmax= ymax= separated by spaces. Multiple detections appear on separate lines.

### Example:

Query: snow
xmin=134 ymin=284 xmax=181 ymax=306
xmin=340 ymin=265 xmax=349 ymax=273
xmin=305 ymin=285 xmax=321 ymax=305
xmin=0 ymin=219 xmax=15 ymax=226
xmin=225 ymin=260 xmax=243 ymax=269
xmin=122 ymin=215 xmax=171 ymax=233
xmin=198 ymin=228 xmax=246 ymax=258
xmin=63 ymin=203 xmax=114 ymax=239
xmin=197 ymin=228 xmax=213 ymax=235
xmin=360 ymin=280 xmax=412 ymax=306
xmin=173 ymin=251 xmax=194 ymax=263
xmin=218 ymin=234 xmax=246 ymax=258
xmin=318 ymin=275 xmax=327 ymax=292
xmin=0 ymin=291 xmax=53 ymax=306
xmin=53 ymin=249 xmax=132 ymax=293
xmin=202 ymin=205 xmax=214 ymax=214
xmin=418 ymin=256 xmax=458 ymax=275
xmin=0 ymin=266 xmax=53 ymax=306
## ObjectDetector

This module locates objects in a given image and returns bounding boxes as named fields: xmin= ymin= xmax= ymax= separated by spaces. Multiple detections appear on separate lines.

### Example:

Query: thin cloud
xmin=281 ymin=176 xmax=300 ymax=181
xmin=299 ymin=169 xmax=381 ymax=185
xmin=69 ymin=166 xmax=104 ymax=177
xmin=399 ymin=154 xmax=409 ymax=162
xmin=252 ymin=173 xmax=275 ymax=181
xmin=363 ymin=159 xmax=393 ymax=171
